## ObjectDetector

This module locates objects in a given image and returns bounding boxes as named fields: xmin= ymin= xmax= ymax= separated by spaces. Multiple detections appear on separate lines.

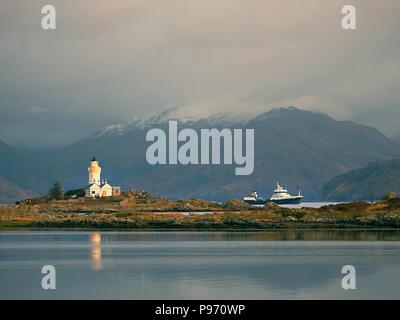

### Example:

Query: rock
xmin=222 ymin=199 xmax=251 ymax=210
xmin=382 ymin=192 xmax=398 ymax=201
xmin=263 ymin=202 xmax=280 ymax=210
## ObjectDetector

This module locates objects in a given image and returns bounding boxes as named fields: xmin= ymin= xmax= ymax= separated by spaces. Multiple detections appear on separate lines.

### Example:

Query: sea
xmin=1 ymin=230 xmax=400 ymax=299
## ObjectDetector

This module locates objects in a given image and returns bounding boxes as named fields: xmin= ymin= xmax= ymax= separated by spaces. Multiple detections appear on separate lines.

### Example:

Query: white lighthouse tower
xmin=85 ymin=157 xmax=121 ymax=198
xmin=88 ymin=157 xmax=101 ymax=185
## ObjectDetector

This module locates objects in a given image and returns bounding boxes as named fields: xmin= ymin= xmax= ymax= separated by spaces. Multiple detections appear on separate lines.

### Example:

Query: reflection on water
xmin=90 ymin=232 xmax=102 ymax=271
xmin=0 ymin=231 xmax=400 ymax=299
xmin=84 ymin=230 xmax=400 ymax=241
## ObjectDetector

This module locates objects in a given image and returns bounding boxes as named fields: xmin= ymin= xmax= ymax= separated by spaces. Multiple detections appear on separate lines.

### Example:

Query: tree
xmin=48 ymin=182 xmax=64 ymax=200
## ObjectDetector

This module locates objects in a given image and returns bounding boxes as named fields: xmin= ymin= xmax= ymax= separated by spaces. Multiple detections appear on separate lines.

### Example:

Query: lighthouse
xmin=85 ymin=157 xmax=121 ymax=198
xmin=88 ymin=157 xmax=101 ymax=185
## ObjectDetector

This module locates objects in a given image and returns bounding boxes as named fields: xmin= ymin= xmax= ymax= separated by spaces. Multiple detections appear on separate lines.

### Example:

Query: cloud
xmin=0 ymin=0 xmax=399 ymax=146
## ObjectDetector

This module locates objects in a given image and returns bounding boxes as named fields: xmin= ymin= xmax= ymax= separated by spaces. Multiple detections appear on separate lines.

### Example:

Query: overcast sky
xmin=0 ymin=0 xmax=399 ymax=147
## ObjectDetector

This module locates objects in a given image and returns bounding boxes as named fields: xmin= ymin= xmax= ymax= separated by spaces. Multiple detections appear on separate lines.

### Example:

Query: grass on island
xmin=1 ymin=191 xmax=400 ymax=230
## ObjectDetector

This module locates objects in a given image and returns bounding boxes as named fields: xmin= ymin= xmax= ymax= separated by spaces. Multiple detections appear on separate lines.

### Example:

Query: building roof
xmin=87 ymin=183 xmax=100 ymax=189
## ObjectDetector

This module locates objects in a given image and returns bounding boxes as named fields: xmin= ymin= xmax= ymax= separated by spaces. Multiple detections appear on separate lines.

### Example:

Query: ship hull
xmin=243 ymin=199 xmax=267 ymax=205
xmin=244 ymin=197 xmax=303 ymax=205
xmin=268 ymin=197 xmax=303 ymax=205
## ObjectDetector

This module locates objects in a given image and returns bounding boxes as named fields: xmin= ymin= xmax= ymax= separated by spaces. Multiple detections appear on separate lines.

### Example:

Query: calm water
xmin=252 ymin=202 xmax=343 ymax=209
xmin=280 ymin=202 xmax=343 ymax=209
xmin=1 ymin=231 xmax=400 ymax=299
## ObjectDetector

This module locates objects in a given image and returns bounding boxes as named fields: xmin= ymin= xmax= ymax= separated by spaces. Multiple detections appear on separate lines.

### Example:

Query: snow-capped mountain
xmin=92 ymin=106 xmax=248 ymax=138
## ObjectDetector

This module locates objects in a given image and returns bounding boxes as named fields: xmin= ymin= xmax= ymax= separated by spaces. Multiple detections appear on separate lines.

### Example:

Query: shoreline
xmin=1 ymin=195 xmax=400 ymax=231
xmin=1 ymin=225 xmax=400 ymax=232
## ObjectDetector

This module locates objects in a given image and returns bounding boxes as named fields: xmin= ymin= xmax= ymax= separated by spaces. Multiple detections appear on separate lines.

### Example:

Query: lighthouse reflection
xmin=90 ymin=232 xmax=103 ymax=271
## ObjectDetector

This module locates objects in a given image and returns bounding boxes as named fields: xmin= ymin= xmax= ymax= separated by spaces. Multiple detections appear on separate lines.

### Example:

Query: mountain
xmin=0 ymin=140 xmax=41 ymax=203
xmin=323 ymin=159 xmax=400 ymax=201
xmin=391 ymin=131 xmax=400 ymax=144
xmin=0 ymin=176 xmax=37 ymax=204
xmin=6 ymin=106 xmax=399 ymax=203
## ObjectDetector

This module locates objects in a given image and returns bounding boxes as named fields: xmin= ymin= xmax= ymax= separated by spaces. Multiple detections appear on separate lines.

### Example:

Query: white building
xmin=85 ymin=157 xmax=121 ymax=198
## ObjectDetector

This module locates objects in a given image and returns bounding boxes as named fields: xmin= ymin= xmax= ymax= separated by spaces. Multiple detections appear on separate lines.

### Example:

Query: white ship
xmin=243 ymin=182 xmax=303 ymax=205
xmin=243 ymin=191 xmax=266 ymax=205
xmin=269 ymin=182 xmax=303 ymax=204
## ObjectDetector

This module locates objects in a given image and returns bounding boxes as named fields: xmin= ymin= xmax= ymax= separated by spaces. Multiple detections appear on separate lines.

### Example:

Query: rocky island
xmin=1 ymin=190 xmax=400 ymax=231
